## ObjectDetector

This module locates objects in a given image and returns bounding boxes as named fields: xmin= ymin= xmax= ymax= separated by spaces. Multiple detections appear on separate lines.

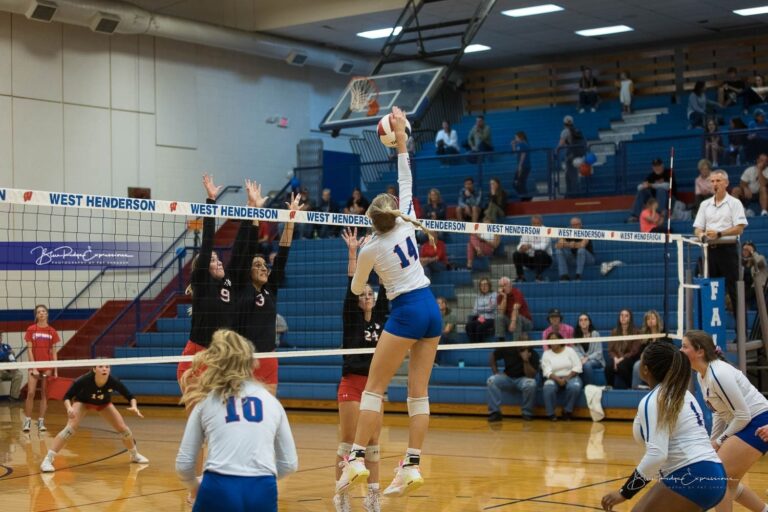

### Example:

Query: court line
xmin=0 ymin=450 xmax=127 ymax=482
xmin=37 ymin=487 xmax=187 ymax=512
xmin=483 ymin=476 xmax=626 ymax=510
xmin=528 ymin=499 xmax=605 ymax=510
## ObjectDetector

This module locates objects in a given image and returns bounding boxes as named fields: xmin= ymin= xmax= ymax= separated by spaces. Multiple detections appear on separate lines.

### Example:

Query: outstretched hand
xmin=126 ymin=404 xmax=144 ymax=418
xmin=245 ymin=179 xmax=267 ymax=208
xmin=390 ymin=106 xmax=408 ymax=135
xmin=342 ymin=227 xmax=370 ymax=251
xmin=286 ymin=193 xmax=302 ymax=212
xmin=203 ymin=174 xmax=222 ymax=201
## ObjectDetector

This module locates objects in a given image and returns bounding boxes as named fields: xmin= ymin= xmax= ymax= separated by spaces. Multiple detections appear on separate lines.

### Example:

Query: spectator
xmin=343 ymin=188 xmax=370 ymax=215
xmin=727 ymin=117 xmax=748 ymax=165
xmin=483 ymin=177 xmax=508 ymax=223
xmin=687 ymin=80 xmax=719 ymax=129
xmin=718 ymin=67 xmax=746 ymax=107
xmin=463 ymin=115 xmax=494 ymax=153
xmin=511 ymin=131 xmax=531 ymax=196
xmin=487 ymin=341 xmax=539 ymax=422
xmin=618 ymin=70 xmax=633 ymax=114
xmin=542 ymin=308 xmax=574 ymax=342
xmin=314 ymin=188 xmax=339 ymax=238
xmin=297 ymin=187 xmax=314 ymax=239
xmin=578 ymin=67 xmax=599 ymax=113
xmin=0 ymin=333 xmax=21 ymax=401
xmin=541 ymin=333 xmax=583 ymax=421
xmin=694 ymin=159 xmax=714 ymax=212
xmin=465 ymin=278 xmax=497 ymax=343
xmin=639 ymin=197 xmax=665 ymax=234
xmin=419 ymin=238 xmax=448 ymax=279
xmin=436 ymin=297 xmax=457 ymax=344
xmin=435 ymin=121 xmax=459 ymax=155
xmin=731 ymin=152 xmax=768 ymax=215
xmin=495 ymin=277 xmax=532 ymax=342
xmin=744 ymin=75 xmax=768 ymax=112
xmin=742 ymin=241 xmax=768 ymax=307
xmin=466 ymin=217 xmax=501 ymax=270
xmin=556 ymin=116 xmax=586 ymax=196
xmin=512 ymin=215 xmax=552 ymax=282
xmin=424 ymin=188 xmax=446 ymax=221
xmin=605 ymin=308 xmax=641 ymax=389
xmin=456 ymin=177 xmax=482 ymax=223
xmin=747 ymin=109 xmax=768 ymax=162
xmin=572 ymin=313 xmax=605 ymax=385
xmin=631 ymin=310 xmax=664 ymax=389
xmin=554 ymin=216 xmax=595 ymax=281
xmin=257 ymin=221 xmax=278 ymax=257
xmin=627 ymin=158 xmax=674 ymax=222
xmin=705 ymin=118 xmax=723 ymax=166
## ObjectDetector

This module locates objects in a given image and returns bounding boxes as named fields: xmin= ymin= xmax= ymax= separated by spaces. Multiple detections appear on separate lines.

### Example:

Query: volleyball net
xmin=0 ymin=186 xmax=685 ymax=382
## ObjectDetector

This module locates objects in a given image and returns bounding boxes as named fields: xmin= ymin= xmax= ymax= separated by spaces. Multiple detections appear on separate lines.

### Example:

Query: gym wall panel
xmin=0 ymin=96 xmax=11 ymax=185
xmin=11 ymin=15 xmax=62 ymax=102
xmin=111 ymin=110 xmax=140 ymax=195
xmin=62 ymin=25 xmax=110 ymax=108
xmin=12 ymin=98 xmax=64 ymax=191
xmin=155 ymin=38 xmax=198 ymax=149
xmin=64 ymin=105 xmax=110 ymax=195
xmin=110 ymin=34 xmax=140 ymax=112
xmin=0 ymin=13 xmax=11 ymax=95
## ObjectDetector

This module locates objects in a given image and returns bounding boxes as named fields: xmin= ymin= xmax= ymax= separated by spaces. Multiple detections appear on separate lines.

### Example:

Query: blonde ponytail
xmin=367 ymin=193 xmax=435 ymax=246
xmin=392 ymin=209 xmax=436 ymax=246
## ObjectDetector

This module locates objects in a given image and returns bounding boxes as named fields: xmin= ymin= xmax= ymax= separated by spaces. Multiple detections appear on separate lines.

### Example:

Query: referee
xmin=693 ymin=169 xmax=748 ymax=311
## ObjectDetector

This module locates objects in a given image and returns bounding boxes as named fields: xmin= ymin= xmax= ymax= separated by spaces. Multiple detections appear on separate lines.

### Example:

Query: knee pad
xmin=120 ymin=428 xmax=133 ymax=440
xmin=407 ymin=396 xmax=430 ymax=417
xmin=360 ymin=391 xmax=383 ymax=413
xmin=337 ymin=442 xmax=352 ymax=458
xmin=59 ymin=426 xmax=75 ymax=440
xmin=365 ymin=444 xmax=380 ymax=462
xmin=734 ymin=482 xmax=744 ymax=499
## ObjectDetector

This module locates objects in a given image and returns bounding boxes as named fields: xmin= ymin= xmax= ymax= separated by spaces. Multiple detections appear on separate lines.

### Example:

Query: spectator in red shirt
xmin=639 ymin=197 xmax=665 ymax=233
xmin=419 ymin=239 xmax=448 ymax=279
xmin=495 ymin=277 xmax=532 ymax=341
xmin=23 ymin=304 xmax=60 ymax=433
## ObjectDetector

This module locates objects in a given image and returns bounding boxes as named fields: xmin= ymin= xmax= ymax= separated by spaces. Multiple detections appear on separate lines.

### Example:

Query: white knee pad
xmin=120 ymin=428 xmax=132 ymax=440
xmin=407 ymin=396 xmax=430 ymax=417
xmin=59 ymin=426 xmax=75 ymax=440
xmin=360 ymin=391 xmax=383 ymax=413
xmin=365 ymin=444 xmax=380 ymax=462
xmin=337 ymin=442 xmax=352 ymax=458
xmin=734 ymin=482 xmax=744 ymax=499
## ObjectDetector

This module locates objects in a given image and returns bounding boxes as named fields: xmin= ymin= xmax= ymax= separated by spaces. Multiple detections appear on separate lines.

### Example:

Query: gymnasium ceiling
xmin=127 ymin=0 xmax=768 ymax=69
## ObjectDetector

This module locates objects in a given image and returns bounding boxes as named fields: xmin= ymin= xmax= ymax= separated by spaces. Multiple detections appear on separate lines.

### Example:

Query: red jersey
xmin=419 ymin=239 xmax=448 ymax=264
xmin=24 ymin=324 xmax=59 ymax=362
xmin=497 ymin=288 xmax=532 ymax=321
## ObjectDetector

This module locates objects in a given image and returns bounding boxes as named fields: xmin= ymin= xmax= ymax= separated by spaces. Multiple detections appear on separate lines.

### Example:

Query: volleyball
xmin=377 ymin=113 xmax=412 ymax=148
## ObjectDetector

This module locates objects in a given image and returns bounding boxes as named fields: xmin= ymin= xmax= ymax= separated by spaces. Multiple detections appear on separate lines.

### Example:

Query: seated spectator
xmin=628 ymin=158 xmax=675 ymax=222
xmin=744 ymin=75 xmax=768 ymax=112
xmin=297 ymin=187 xmax=314 ymax=238
xmin=554 ymin=216 xmax=595 ymax=281
xmin=257 ymin=221 xmax=278 ymax=257
xmin=437 ymin=297 xmax=457 ymax=344
xmin=605 ymin=308 xmax=641 ymax=389
xmin=718 ymin=67 xmax=745 ymax=107
xmin=456 ymin=177 xmax=482 ymax=222
xmin=631 ymin=310 xmax=664 ymax=389
xmin=435 ymin=121 xmax=460 ymax=155
xmin=466 ymin=218 xmax=501 ymax=270
xmin=419 ymin=238 xmax=448 ymax=278
xmin=313 ymin=188 xmax=339 ymax=238
xmin=731 ymin=152 xmax=768 ymax=215
xmin=343 ymin=188 xmax=370 ymax=215
xmin=747 ymin=109 xmax=768 ymax=160
xmin=687 ymin=80 xmax=719 ymax=129
xmin=704 ymin=118 xmax=723 ymax=166
xmin=541 ymin=333 xmax=583 ymax=421
xmin=385 ymin=184 xmax=397 ymax=196
xmin=465 ymin=278 xmax=497 ymax=343
xmin=727 ymin=117 xmax=748 ymax=165
xmin=542 ymin=308 xmax=574 ymax=343
xmin=487 ymin=340 xmax=539 ymax=422
xmin=639 ymin=197 xmax=665 ymax=234
xmin=512 ymin=214 xmax=552 ymax=282
xmin=742 ymin=242 xmax=768 ymax=307
xmin=694 ymin=159 xmax=714 ymax=211
xmin=424 ymin=188 xmax=446 ymax=221
xmin=619 ymin=70 xmax=633 ymax=114
xmin=495 ymin=277 xmax=532 ymax=341
xmin=483 ymin=177 xmax=508 ymax=223
xmin=275 ymin=313 xmax=288 ymax=348
xmin=0 ymin=334 xmax=21 ymax=401
xmin=511 ymin=131 xmax=531 ymax=196
xmin=578 ymin=66 xmax=599 ymax=113
xmin=572 ymin=313 xmax=605 ymax=386
xmin=462 ymin=115 xmax=494 ymax=153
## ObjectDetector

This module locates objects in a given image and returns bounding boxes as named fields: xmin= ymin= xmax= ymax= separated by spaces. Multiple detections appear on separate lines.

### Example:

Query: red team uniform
xmin=24 ymin=324 xmax=59 ymax=372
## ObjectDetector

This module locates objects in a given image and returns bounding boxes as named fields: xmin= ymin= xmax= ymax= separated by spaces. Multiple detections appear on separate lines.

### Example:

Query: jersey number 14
xmin=224 ymin=396 xmax=263 ymax=423
xmin=393 ymin=237 xmax=419 ymax=268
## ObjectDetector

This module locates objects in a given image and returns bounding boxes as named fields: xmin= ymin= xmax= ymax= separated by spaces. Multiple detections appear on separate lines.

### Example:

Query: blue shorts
xmin=734 ymin=410 xmax=768 ymax=454
xmin=194 ymin=471 xmax=277 ymax=512
xmin=660 ymin=460 xmax=727 ymax=510
xmin=384 ymin=287 xmax=442 ymax=340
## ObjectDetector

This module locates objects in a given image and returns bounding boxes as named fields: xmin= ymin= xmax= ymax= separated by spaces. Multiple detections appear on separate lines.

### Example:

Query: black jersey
xmin=63 ymin=372 xmax=135 ymax=405
xmin=342 ymin=277 xmax=389 ymax=377
xmin=188 ymin=198 xmax=258 ymax=348
xmin=236 ymin=245 xmax=289 ymax=353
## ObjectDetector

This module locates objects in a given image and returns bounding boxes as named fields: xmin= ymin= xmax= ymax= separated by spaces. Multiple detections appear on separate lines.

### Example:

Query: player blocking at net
xmin=40 ymin=364 xmax=148 ymax=472
xmin=336 ymin=106 xmax=441 ymax=498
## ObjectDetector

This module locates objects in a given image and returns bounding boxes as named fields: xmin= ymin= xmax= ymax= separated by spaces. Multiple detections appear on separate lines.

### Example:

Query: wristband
xmin=619 ymin=469 xmax=650 ymax=500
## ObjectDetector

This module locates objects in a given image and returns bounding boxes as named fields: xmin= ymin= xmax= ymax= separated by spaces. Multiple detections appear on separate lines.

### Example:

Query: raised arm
xmin=351 ymin=245 xmax=376 ymax=296
xmin=392 ymin=107 xmax=414 ymax=215
xmin=342 ymin=228 xmax=362 ymax=324
xmin=193 ymin=175 xmax=221 ymax=284
xmin=228 ymin=179 xmax=265 ymax=292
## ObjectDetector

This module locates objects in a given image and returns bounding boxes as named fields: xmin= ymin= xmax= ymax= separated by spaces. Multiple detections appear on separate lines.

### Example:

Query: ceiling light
xmin=356 ymin=26 xmax=402 ymax=39
xmin=464 ymin=44 xmax=491 ymax=53
xmin=575 ymin=25 xmax=633 ymax=37
xmin=734 ymin=6 xmax=768 ymax=16
xmin=501 ymin=4 xmax=563 ymax=17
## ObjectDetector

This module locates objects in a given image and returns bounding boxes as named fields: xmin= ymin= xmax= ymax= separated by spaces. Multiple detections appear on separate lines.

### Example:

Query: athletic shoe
xmin=383 ymin=462 xmax=424 ymax=497
xmin=363 ymin=489 xmax=382 ymax=512
xmin=130 ymin=452 xmax=149 ymax=464
xmin=487 ymin=411 xmax=503 ymax=422
xmin=336 ymin=457 xmax=369 ymax=494
xmin=22 ymin=417 xmax=31 ymax=432
xmin=333 ymin=493 xmax=351 ymax=512
xmin=37 ymin=419 xmax=47 ymax=432
xmin=40 ymin=457 xmax=55 ymax=473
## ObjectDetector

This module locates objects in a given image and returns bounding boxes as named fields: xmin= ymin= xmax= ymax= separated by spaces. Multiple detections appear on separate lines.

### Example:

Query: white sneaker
xmin=761 ymin=210 xmax=768 ymax=217
xmin=130 ymin=452 xmax=149 ymax=464
xmin=333 ymin=493 xmax=352 ymax=512
xmin=747 ymin=209 xmax=756 ymax=217
xmin=383 ymin=462 xmax=424 ymax=497
xmin=40 ymin=457 xmax=55 ymax=472
xmin=22 ymin=417 xmax=31 ymax=432
xmin=336 ymin=457 xmax=369 ymax=494
xmin=600 ymin=260 xmax=624 ymax=276
xmin=37 ymin=419 xmax=47 ymax=432
xmin=363 ymin=489 xmax=382 ymax=512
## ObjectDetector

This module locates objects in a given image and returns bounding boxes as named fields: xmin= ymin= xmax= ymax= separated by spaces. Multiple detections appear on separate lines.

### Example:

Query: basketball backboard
xmin=320 ymin=67 xmax=446 ymax=131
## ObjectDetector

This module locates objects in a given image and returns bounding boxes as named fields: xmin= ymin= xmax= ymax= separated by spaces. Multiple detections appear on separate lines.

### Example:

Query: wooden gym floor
xmin=2 ymin=401 xmax=768 ymax=511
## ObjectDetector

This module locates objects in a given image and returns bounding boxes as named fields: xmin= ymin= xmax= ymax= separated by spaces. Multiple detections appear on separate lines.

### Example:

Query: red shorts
xmin=177 ymin=341 xmax=207 ymax=386
xmin=83 ymin=403 xmax=109 ymax=412
xmin=253 ymin=357 xmax=278 ymax=386
xmin=337 ymin=374 xmax=368 ymax=403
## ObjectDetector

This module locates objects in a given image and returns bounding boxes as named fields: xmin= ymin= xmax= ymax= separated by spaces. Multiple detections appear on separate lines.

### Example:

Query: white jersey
xmin=697 ymin=359 xmax=768 ymax=445
xmin=352 ymin=153 xmax=430 ymax=300
xmin=633 ymin=388 xmax=719 ymax=479
xmin=175 ymin=381 xmax=298 ymax=488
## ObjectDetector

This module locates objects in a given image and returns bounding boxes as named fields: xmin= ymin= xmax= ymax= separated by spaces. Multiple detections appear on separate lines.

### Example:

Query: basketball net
xmin=349 ymin=76 xmax=380 ymax=116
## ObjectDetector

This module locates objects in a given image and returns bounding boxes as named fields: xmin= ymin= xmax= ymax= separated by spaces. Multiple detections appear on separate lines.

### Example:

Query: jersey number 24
xmin=393 ymin=237 xmax=419 ymax=268
xmin=224 ymin=396 xmax=263 ymax=423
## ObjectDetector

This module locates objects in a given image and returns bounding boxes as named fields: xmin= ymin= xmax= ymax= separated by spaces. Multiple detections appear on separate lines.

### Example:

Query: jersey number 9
xmin=224 ymin=396 xmax=263 ymax=423
xmin=393 ymin=237 xmax=419 ymax=268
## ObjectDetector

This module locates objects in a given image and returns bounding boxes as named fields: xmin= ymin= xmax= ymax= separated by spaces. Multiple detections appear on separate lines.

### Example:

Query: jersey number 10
xmin=224 ymin=396 xmax=264 ymax=423
xmin=393 ymin=237 xmax=419 ymax=268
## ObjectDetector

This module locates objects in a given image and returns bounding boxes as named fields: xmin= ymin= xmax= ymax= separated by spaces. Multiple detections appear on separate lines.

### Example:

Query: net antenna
xmin=349 ymin=76 xmax=380 ymax=116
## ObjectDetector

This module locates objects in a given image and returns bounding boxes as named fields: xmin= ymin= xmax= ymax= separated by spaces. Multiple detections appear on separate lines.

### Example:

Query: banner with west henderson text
xmin=0 ymin=242 xmax=162 ymax=270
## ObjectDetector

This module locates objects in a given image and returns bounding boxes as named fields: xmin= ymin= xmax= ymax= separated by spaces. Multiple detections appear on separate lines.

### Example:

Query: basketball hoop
xmin=349 ymin=76 xmax=379 ymax=114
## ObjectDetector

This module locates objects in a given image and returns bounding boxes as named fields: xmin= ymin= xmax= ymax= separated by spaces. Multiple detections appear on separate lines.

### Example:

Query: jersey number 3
xmin=393 ymin=237 xmax=419 ymax=268
xmin=224 ymin=396 xmax=263 ymax=423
